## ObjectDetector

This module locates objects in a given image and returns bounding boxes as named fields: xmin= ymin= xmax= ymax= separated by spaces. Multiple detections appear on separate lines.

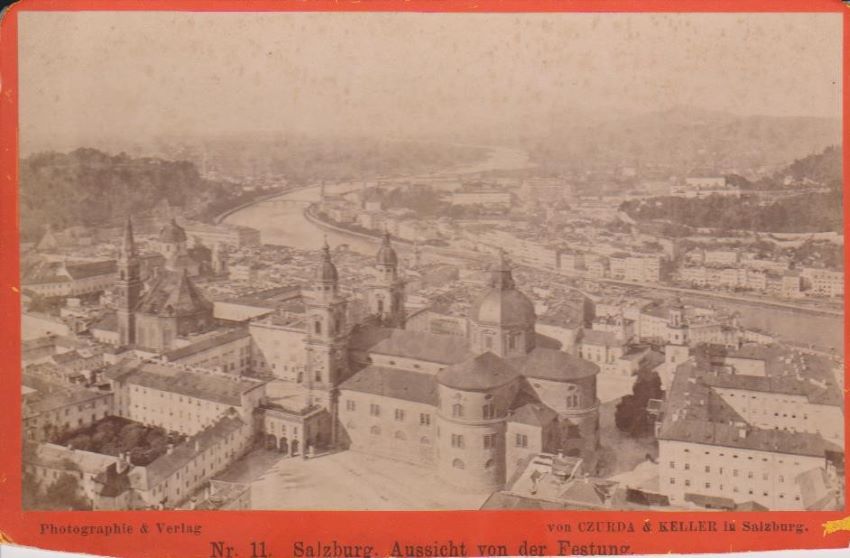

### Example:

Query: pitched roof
xmin=136 ymin=270 xmax=212 ymax=317
xmin=142 ymin=415 xmax=246 ymax=489
xmin=103 ymin=359 xmax=264 ymax=407
xmin=164 ymin=328 xmax=250 ymax=362
xmin=339 ymin=365 xmax=437 ymax=406
xmin=437 ymin=352 xmax=520 ymax=391
xmin=91 ymin=312 xmax=118 ymax=332
xmin=65 ymin=260 xmax=117 ymax=280
xmin=509 ymin=402 xmax=558 ymax=427
xmin=349 ymin=325 xmax=471 ymax=365
xmin=512 ymin=347 xmax=600 ymax=382
xmin=579 ymin=329 xmax=620 ymax=347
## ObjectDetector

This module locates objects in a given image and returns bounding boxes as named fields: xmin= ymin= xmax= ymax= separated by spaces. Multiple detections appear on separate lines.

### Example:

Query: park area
xmin=53 ymin=416 xmax=185 ymax=466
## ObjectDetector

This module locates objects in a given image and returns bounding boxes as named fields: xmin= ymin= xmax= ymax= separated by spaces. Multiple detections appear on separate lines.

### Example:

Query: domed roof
xmin=159 ymin=218 xmax=187 ymax=243
xmin=472 ymin=289 xmax=536 ymax=327
xmin=376 ymin=231 xmax=398 ymax=267
xmin=470 ymin=250 xmax=535 ymax=327
xmin=315 ymin=240 xmax=338 ymax=283
xmin=437 ymin=352 xmax=520 ymax=391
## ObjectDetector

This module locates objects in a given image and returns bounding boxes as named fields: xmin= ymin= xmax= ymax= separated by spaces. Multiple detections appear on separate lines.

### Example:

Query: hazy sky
xmin=19 ymin=12 xmax=843 ymax=152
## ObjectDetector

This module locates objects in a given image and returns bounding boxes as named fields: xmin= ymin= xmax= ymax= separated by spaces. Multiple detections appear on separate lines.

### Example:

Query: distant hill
xmin=529 ymin=107 xmax=841 ymax=173
xmin=731 ymin=145 xmax=841 ymax=191
xmin=19 ymin=148 xmax=231 ymax=241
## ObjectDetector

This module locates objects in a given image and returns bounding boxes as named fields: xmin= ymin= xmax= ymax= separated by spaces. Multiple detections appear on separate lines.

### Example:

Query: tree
xmin=45 ymin=473 xmax=90 ymax=510
xmin=615 ymin=372 xmax=664 ymax=438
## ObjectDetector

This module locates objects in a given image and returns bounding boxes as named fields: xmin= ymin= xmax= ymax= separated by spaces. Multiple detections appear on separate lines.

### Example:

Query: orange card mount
xmin=1 ymin=1 xmax=849 ymax=557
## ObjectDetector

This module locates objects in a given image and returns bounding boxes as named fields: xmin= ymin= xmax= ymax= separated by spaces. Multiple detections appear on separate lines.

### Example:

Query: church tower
xmin=116 ymin=217 xmax=142 ymax=346
xmin=366 ymin=231 xmax=405 ymax=327
xmin=303 ymin=240 xmax=349 ymax=410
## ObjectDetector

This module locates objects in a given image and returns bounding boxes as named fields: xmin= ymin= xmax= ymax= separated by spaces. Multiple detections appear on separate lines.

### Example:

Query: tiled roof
xmin=164 ymin=328 xmax=250 ymax=362
xmin=91 ymin=312 xmax=118 ymax=332
xmin=65 ymin=260 xmax=117 ymax=280
xmin=512 ymin=347 xmax=600 ymax=382
xmin=349 ymin=325 xmax=471 ymax=365
xmin=437 ymin=352 xmax=520 ymax=391
xmin=137 ymin=270 xmax=213 ymax=317
xmin=142 ymin=415 xmax=246 ymax=488
xmin=339 ymin=365 xmax=437 ymax=406
xmin=25 ymin=388 xmax=110 ymax=416
xmin=103 ymin=359 xmax=264 ymax=407
xmin=658 ymin=363 xmax=842 ymax=458
xmin=579 ymin=329 xmax=620 ymax=347
xmin=659 ymin=417 xmax=834 ymax=458
xmin=29 ymin=443 xmax=118 ymax=474
xmin=509 ymin=402 xmax=558 ymax=427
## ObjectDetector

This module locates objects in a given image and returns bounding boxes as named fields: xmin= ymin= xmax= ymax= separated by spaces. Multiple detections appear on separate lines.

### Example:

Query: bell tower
xmin=367 ymin=231 xmax=405 ymax=327
xmin=303 ymin=240 xmax=349 ymax=408
xmin=116 ymin=217 xmax=142 ymax=346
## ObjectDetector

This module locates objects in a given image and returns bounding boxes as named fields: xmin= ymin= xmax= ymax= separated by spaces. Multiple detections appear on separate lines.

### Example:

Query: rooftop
xmin=349 ymin=325 xmax=471 ymax=365
xmin=339 ymin=365 xmax=437 ymax=406
xmin=103 ymin=359 xmax=265 ymax=407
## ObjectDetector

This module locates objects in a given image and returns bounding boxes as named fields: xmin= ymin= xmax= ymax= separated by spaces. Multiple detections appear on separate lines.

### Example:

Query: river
xmin=224 ymin=145 xmax=843 ymax=355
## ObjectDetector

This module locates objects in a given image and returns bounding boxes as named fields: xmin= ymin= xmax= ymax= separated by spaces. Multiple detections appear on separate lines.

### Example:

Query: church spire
xmin=120 ymin=217 xmax=137 ymax=260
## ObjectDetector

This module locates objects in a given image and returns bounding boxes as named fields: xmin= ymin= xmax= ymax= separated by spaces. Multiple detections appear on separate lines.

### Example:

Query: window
xmin=370 ymin=404 xmax=380 ymax=417
xmin=420 ymin=436 xmax=430 ymax=445
xmin=705 ymin=465 xmax=710 ymax=473
xmin=394 ymin=409 xmax=405 ymax=422
xmin=370 ymin=425 xmax=381 ymax=435
xmin=684 ymin=463 xmax=690 ymax=471
xmin=515 ymin=433 xmax=528 ymax=448
xmin=669 ymin=461 xmax=675 ymax=469
xmin=482 ymin=403 xmax=495 ymax=420
xmin=394 ymin=431 xmax=406 ymax=440
xmin=452 ymin=458 xmax=465 ymax=470
xmin=314 ymin=321 xmax=321 ymax=335
xmin=684 ymin=479 xmax=691 ymax=487
xmin=483 ymin=434 xmax=495 ymax=449
xmin=419 ymin=413 xmax=431 ymax=426
xmin=451 ymin=434 xmax=464 ymax=449
xmin=452 ymin=404 xmax=464 ymax=418
xmin=669 ymin=478 xmax=675 ymax=485
xmin=345 ymin=400 xmax=356 ymax=412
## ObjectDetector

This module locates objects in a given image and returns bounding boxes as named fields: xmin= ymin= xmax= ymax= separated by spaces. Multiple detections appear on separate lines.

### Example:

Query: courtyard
xmin=216 ymin=448 xmax=491 ymax=510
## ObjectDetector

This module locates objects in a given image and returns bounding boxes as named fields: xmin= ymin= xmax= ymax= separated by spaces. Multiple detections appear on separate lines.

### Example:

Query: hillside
xmin=19 ymin=148 xmax=232 ymax=241
xmin=620 ymin=191 xmax=843 ymax=234
xmin=529 ymin=107 xmax=840 ymax=173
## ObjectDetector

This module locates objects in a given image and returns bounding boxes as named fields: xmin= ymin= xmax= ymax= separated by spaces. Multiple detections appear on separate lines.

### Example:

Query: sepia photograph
xmin=17 ymin=11 xmax=844 ymax=513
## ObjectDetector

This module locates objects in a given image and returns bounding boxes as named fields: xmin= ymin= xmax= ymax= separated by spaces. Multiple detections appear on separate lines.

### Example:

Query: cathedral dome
xmin=470 ymin=251 xmax=535 ymax=327
xmin=376 ymin=231 xmax=398 ymax=267
xmin=472 ymin=289 xmax=536 ymax=327
xmin=159 ymin=218 xmax=187 ymax=244
xmin=315 ymin=240 xmax=338 ymax=283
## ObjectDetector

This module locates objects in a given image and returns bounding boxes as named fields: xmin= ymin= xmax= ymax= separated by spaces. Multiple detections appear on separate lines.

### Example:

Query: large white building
xmin=657 ymin=344 xmax=843 ymax=511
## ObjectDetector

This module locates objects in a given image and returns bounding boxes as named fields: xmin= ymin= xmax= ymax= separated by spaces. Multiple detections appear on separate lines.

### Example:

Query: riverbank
xmin=303 ymin=203 xmax=481 ymax=263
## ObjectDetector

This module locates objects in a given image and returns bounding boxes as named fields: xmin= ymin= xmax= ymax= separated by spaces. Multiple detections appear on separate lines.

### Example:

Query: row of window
xmin=675 ymin=449 xmax=803 ymax=466
xmin=669 ymin=478 xmax=800 ymax=501
xmin=669 ymin=462 xmax=789 ymax=482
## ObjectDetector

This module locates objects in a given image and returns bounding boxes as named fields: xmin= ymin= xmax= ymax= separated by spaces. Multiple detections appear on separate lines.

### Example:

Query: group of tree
xmin=614 ymin=370 xmax=664 ymax=438
xmin=56 ymin=418 xmax=179 ymax=466
xmin=20 ymin=148 xmax=233 ymax=241
xmin=620 ymin=190 xmax=843 ymax=234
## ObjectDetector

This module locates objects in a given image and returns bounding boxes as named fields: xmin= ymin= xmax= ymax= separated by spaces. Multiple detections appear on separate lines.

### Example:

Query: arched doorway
xmin=279 ymin=437 xmax=289 ymax=456
xmin=291 ymin=439 xmax=300 ymax=456
xmin=265 ymin=434 xmax=277 ymax=450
